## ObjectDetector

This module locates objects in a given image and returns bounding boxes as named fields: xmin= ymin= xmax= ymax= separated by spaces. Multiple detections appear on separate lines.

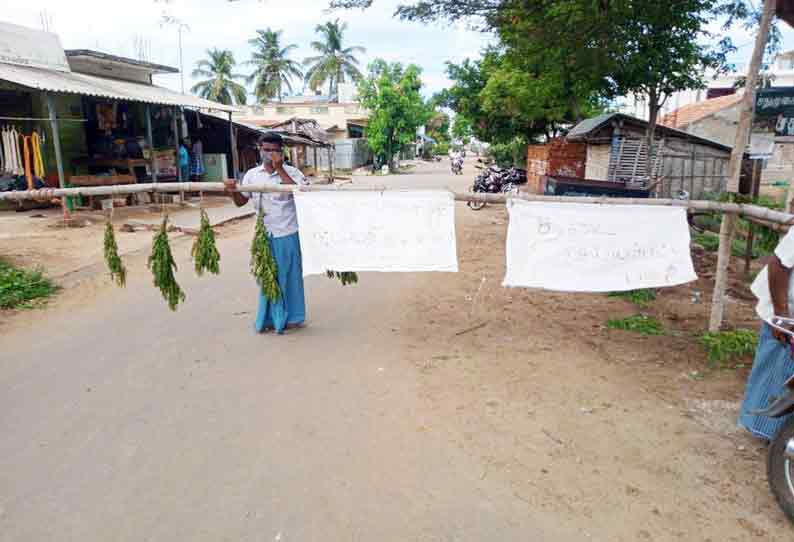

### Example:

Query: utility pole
xmin=709 ymin=0 xmax=777 ymax=332
xmin=160 ymin=13 xmax=190 ymax=94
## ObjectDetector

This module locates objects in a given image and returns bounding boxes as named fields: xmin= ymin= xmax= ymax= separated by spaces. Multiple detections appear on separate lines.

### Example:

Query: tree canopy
xmin=191 ymin=49 xmax=247 ymax=106
xmin=303 ymin=19 xmax=367 ymax=98
xmin=358 ymin=59 xmax=430 ymax=170
xmin=246 ymin=28 xmax=303 ymax=103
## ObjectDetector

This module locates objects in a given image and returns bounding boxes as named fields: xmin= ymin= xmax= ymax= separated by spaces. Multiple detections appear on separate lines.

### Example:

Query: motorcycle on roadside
xmin=467 ymin=164 xmax=527 ymax=210
xmin=752 ymin=316 xmax=794 ymax=523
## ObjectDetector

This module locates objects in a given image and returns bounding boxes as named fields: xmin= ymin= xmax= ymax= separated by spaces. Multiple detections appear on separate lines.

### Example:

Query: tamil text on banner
xmin=294 ymin=190 xmax=458 ymax=275
xmin=503 ymin=201 xmax=697 ymax=292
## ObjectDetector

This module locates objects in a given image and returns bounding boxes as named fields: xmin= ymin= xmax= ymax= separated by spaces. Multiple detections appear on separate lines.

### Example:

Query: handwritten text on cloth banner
xmin=294 ymin=190 xmax=458 ymax=275
xmin=502 ymin=201 xmax=697 ymax=292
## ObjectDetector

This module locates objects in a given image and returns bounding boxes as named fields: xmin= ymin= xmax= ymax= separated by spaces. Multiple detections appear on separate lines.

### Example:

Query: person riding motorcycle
xmin=451 ymin=151 xmax=464 ymax=175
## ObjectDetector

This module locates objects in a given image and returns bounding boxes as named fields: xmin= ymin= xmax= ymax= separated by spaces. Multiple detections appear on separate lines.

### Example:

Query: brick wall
xmin=525 ymin=138 xmax=587 ymax=193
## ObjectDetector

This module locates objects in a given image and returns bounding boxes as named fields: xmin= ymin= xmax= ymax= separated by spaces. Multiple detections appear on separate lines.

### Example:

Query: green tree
xmin=336 ymin=0 xmax=734 ymax=178
xmin=607 ymin=1 xmax=729 ymax=175
xmin=303 ymin=19 xmax=366 ymax=98
xmin=451 ymin=115 xmax=472 ymax=143
xmin=358 ymin=59 xmax=430 ymax=170
xmin=426 ymin=111 xmax=451 ymax=145
xmin=191 ymin=48 xmax=248 ymax=105
xmin=246 ymin=28 xmax=303 ymax=103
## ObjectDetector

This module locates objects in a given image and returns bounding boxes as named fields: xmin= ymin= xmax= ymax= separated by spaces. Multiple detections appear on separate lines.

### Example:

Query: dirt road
xmin=1 ymin=159 xmax=792 ymax=541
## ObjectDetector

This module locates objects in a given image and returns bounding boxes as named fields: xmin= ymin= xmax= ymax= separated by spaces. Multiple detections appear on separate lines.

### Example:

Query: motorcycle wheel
xmin=768 ymin=419 xmax=794 ymax=523
xmin=467 ymin=199 xmax=486 ymax=210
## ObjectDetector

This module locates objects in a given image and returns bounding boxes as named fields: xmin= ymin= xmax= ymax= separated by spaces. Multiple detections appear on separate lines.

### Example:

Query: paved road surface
xmin=1 ymin=159 xmax=575 ymax=541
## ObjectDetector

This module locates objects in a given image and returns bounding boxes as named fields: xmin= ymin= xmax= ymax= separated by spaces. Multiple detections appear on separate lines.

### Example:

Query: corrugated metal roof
xmin=567 ymin=112 xmax=732 ymax=151
xmin=0 ymin=62 xmax=239 ymax=112
xmin=65 ymin=49 xmax=179 ymax=74
xmin=566 ymin=113 xmax=619 ymax=139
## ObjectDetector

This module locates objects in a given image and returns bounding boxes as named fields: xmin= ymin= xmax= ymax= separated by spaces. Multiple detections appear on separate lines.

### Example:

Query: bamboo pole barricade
xmin=4 ymin=180 xmax=793 ymax=329
xmin=2 ymin=181 xmax=794 ymax=225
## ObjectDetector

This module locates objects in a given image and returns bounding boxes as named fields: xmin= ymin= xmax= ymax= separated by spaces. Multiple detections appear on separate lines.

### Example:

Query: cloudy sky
xmin=4 ymin=0 xmax=794 ymax=101
xmin=4 ymin=0 xmax=492 ymax=99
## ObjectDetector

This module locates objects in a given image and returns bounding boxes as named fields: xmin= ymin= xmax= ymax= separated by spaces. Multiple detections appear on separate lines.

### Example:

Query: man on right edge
xmin=740 ymin=227 xmax=794 ymax=440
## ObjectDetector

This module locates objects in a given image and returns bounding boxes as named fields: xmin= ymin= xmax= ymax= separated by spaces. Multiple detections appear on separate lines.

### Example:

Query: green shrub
xmin=607 ymin=314 xmax=664 ymax=335
xmin=692 ymin=213 xmax=722 ymax=233
xmin=434 ymin=142 xmax=450 ymax=156
xmin=693 ymin=232 xmax=720 ymax=252
xmin=699 ymin=329 xmax=757 ymax=366
xmin=0 ymin=259 xmax=58 ymax=309
xmin=487 ymin=136 xmax=528 ymax=167
xmin=609 ymin=289 xmax=657 ymax=307
xmin=694 ymin=228 xmax=774 ymax=260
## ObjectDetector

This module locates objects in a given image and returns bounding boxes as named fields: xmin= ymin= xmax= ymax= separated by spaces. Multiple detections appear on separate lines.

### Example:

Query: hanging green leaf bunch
xmin=251 ymin=209 xmax=281 ymax=302
xmin=191 ymin=209 xmax=220 ymax=276
xmin=148 ymin=216 xmax=186 ymax=311
xmin=326 ymin=271 xmax=359 ymax=286
xmin=103 ymin=220 xmax=126 ymax=287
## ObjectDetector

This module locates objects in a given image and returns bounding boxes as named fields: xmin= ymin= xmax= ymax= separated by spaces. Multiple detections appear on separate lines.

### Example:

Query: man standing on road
xmin=739 ymin=229 xmax=794 ymax=439
xmin=225 ymin=132 xmax=308 ymax=334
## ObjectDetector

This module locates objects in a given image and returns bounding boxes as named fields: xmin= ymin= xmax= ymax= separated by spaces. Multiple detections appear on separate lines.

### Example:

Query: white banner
xmin=503 ymin=201 xmax=697 ymax=292
xmin=295 ymin=190 xmax=458 ymax=275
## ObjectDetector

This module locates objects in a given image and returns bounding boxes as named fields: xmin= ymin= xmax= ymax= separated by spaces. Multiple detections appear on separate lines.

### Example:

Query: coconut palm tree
xmin=247 ymin=28 xmax=303 ymax=103
xmin=191 ymin=48 xmax=248 ymax=105
xmin=303 ymin=19 xmax=366 ymax=99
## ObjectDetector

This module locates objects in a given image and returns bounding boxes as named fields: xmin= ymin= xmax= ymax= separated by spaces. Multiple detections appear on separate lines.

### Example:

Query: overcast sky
xmin=4 ymin=0 xmax=492 ymax=99
xmin=4 ymin=0 xmax=794 ymax=102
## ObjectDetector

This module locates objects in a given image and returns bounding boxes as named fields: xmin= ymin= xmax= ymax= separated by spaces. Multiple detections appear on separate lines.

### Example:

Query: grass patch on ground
xmin=0 ymin=259 xmax=58 ymax=309
xmin=699 ymin=329 xmax=757 ymax=367
xmin=693 ymin=232 xmax=720 ymax=252
xmin=692 ymin=231 xmax=770 ymax=259
xmin=608 ymin=289 xmax=657 ymax=308
xmin=607 ymin=314 xmax=664 ymax=335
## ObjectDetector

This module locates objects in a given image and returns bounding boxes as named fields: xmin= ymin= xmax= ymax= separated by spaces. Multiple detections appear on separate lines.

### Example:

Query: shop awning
xmin=0 ymin=62 xmax=239 ymax=112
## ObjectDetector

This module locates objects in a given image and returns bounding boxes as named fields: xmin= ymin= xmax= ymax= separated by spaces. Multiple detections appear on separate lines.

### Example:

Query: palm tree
xmin=303 ymin=19 xmax=366 ymax=99
xmin=247 ymin=28 xmax=303 ymax=103
xmin=191 ymin=49 xmax=248 ymax=106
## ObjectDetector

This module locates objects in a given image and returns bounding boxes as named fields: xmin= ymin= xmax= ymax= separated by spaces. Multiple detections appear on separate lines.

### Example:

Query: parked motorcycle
xmin=752 ymin=316 xmax=794 ymax=523
xmin=467 ymin=165 xmax=527 ymax=210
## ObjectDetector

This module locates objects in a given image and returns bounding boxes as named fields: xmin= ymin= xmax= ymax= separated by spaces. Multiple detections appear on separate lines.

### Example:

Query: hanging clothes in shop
xmin=190 ymin=138 xmax=205 ymax=178
xmin=22 ymin=135 xmax=33 ymax=189
xmin=9 ymin=127 xmax=22 ymax=175
xmin=180 ymin=109 xmax=189 ymax=140
xmin=2 ymin=127 xmax=12 ymax=174
xmin=97 ymin=103 xmax=118 ymax=131
xmin=31 ymin=131 xmax=44 ymax=179
xmin=0 ymin=128 xmax=6 ymax=175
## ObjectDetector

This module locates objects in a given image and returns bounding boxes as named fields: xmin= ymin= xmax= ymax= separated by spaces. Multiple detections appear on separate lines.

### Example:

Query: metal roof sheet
xmin=65 ymin=49 xmax=179 ymax=74
xmin=0 ymin=62 xmax=239 ymax=112
xmin=567 ymin=112 xmax=732 ymax=151
xmin=566 ymin=113 xmax=618 ymax=139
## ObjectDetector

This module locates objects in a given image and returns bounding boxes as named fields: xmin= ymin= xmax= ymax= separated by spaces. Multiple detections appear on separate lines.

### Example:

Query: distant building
xmin=236 ymin=83 xmax=369 ymax=142
xmin=618 ymin=49 xmax=794 ymax=121
xmin=526 ymin=113 xmax=741 ymax=199
xmin=659 ymin=92 xmax=743 ymax=147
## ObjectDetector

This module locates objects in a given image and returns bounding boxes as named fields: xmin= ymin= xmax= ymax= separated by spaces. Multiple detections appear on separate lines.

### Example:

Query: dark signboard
xmin=755 ymin=87 xmax=794 ymax=140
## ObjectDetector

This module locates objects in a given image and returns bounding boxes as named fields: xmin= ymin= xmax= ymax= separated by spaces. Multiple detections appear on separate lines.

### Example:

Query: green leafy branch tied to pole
xmin=251 ymin=208 xmax=281 ymax=302
xmin=191 ymin=209 xmax=221 ymax=276
xmin=326 ymin=270 xmax=358 ymax=286
xmin=103 ymin=220 xmax=126 ymax=287
xmin=148 ymin=216 xmax=186 ymax=311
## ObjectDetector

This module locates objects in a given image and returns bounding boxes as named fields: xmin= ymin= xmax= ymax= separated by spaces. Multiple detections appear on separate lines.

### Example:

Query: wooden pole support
xmin=146 ymin=104 xmax=157 ymax=184
xmin=709 ymin=0 xmax=777 ymax=332
xmin=2 ymin=182 xmax=794 ymax=223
